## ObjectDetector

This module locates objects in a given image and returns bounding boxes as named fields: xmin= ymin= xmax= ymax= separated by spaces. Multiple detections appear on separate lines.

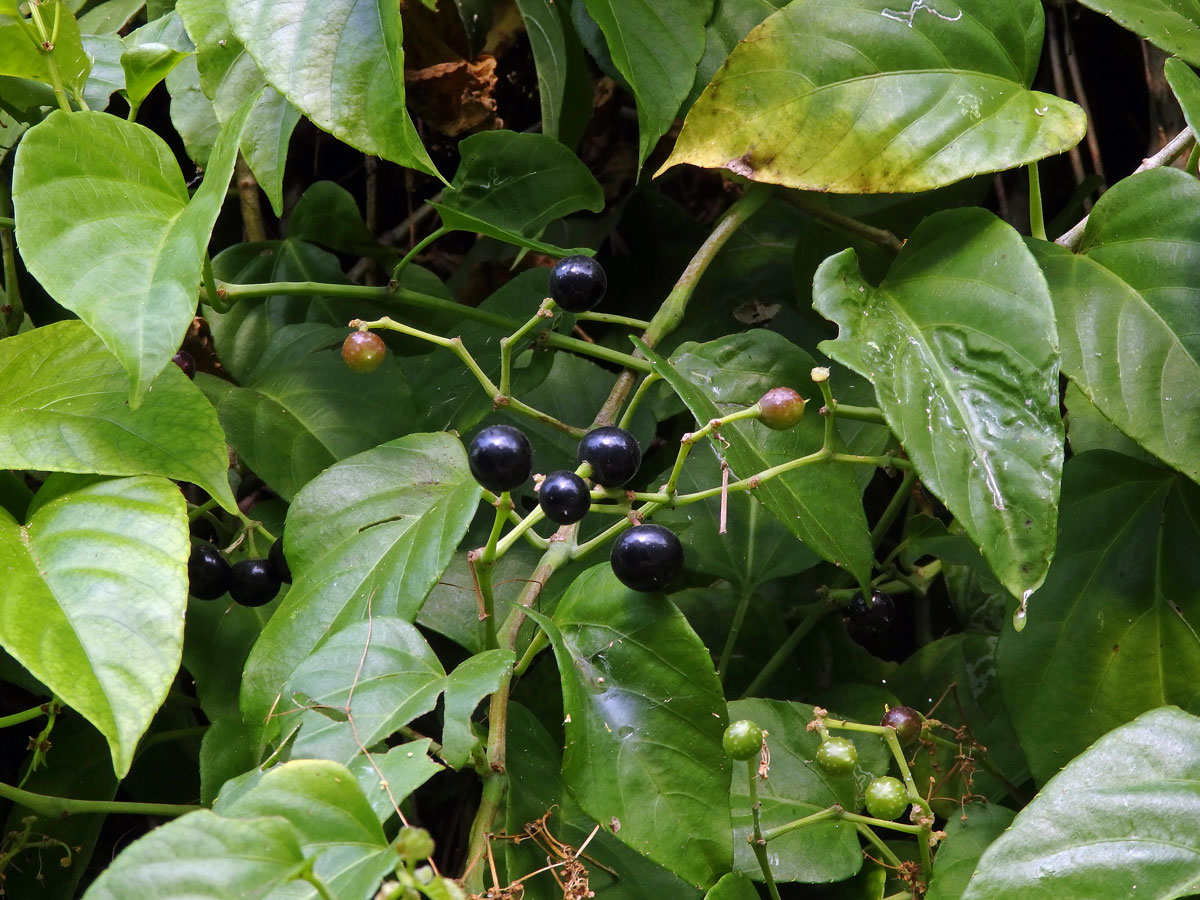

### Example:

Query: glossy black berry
xmin=228 ymin=558 xmax=282 ymax=607
xmin=342 ymin=331 xmax=386 ymax=374
xmin=610 ymin=524 xmax=683 ymax=592
xmin=844 ymin=589 xmax=895 ymax=643
xmin=188 ymin=542 xmax=231 ymax=600
xmin=468 ymin=425 xmax=533 ymax=493
xmin=881 ymin=706 xmax=923 ymax=747
xmin=577 ymin=426 xmax=641 ymax=487
xmin=548 ymin=255 xmax=606 ymax=313
xmin=172 ymin=349 xmax=196 ymax=379
xmin=538 ymin=470 xmax=591 ymax=525
xmin=269 ymin=537 xmax=292 ymax=584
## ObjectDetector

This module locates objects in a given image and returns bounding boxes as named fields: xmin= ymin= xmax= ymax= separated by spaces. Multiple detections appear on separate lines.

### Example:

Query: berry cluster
xmin=187 ymin=536 xmax=292 ymax=607
xmin=465 ymin=421 xmax=683 ymax=592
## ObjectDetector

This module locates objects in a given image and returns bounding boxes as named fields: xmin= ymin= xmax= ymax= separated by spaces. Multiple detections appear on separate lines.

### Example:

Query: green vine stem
xmin=870 ymin=469 xmax=918 ymax=550
xmin=498 ymin=300 xmax=553 ymax=397
xmin=0 ymin=779 xmax=198 ymax=818
xmin=575 ymin=310 xmax=651 ymax=329
xmin=213 ymin=281 xmax=651 ymax=373
xmin=0 ymin=179 xmax=22 ymax=337
xmin=0 ymin=704 xmax=48 ymax=730
xmin=1027 ymin=161 xmax=1047 ymax=241
xmin=779 ymin=192 xmax=905 ymax=254
xmin=297 ymin=863 xmax=338 ymax=900
xmin=761 ymin=805 xmax=922 ymax=842
xmin=472 ymin=494 xmax=512 ymax=651
xmin=25 ymin=2 xmax=72 ymax=113
xmin=747 ymin=758 xmax=784 ymax=900
xmin=718 ymin=581 xmax=755 ymax=686
xmin=662 ymin=405 xmax=762 ymax=497
xmin=392 ymin=225 xmax=451 ymax=280
xmin=617 ymin=372 xmax=661 ymax=430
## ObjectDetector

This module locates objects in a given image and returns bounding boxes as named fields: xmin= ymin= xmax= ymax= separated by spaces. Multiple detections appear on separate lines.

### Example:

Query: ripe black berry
xmin=188 ymin=542 xmax=231 ymax=600
xmin=844 ymin=589 xmax=895 ymax=643
xmin=172 ymin=350 xmax=196 ymax=379
xmin=468 ymin=425 xmax=533 ymax=493
xmin=881 ymin=706 xmax=923 ymax=746
xmin=228 ymin=558 xmax=282 ymax=607
xmin=577 ymin=426 xmax=640 ymax=487
xmin=269 ymin=537 xmax=292 ymax=584
xmin=548 ymin=255 xmax=606 ymax=313
xmin=610 ymin=524 xmax=683 ymax=592
xmin=342 ymin=331 xmax=386 ymax=374
xmin=538 ymin=470 xmax=591 ymax=525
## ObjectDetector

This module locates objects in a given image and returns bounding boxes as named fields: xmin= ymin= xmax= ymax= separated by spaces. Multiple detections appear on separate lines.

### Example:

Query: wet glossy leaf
xmin=996 ymin=451 xmax=1200 ymax=784
xmin=1077 ymin=0 xmax=1200 ymax=67
xmin=704 ymin=873 xmax=760 ymax=900
xmin=1031 ymin=169 xmax=1200 ymax=485
xmin=963 ymin=707 xmax=1200 ymax=900
xmin=229 ymin=0 xmax=439 ymax=178
xmin=530 ymin=565 xmax=731 ymax=889
xmin=198 ymin=323 xmax=418 ymax=501
xmin=640 ymin=331 xmax=873 ymax=588
xmin=176 ymin=0 xmax=300 ymax=212
xmin=240 ymin=434 xmax=481 ymax=740
xmin=284 ymin=618 xmax=446 ymax=765
xmin=1063 ymin=383 xmax=1158 ymax=464
xmin=0 ymin=322 xmax=237 ymax=511
xmin=726 ymin=698 xmax=890 ymax=883
xmin=433 ymin=130 xmax=603 ymax=254
xmin=814 ymin=208 xmax=1063 ymax=600
xmin=12 ymin=95 xmax=254 ymax=405
xmin=661 ymin=0 xmax=1084 ymax=192
xmin=925 ymin=803 xmax=1015 ymax=900
xmin=81 ymin=812 xmax=307 ymax=900
xmin=584 ymin=0 xmax=712 ymax=167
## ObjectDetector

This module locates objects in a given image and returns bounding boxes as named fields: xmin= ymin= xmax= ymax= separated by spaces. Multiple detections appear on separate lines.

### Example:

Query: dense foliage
xmin=1 ymin=0 xmax=1199 ymax=898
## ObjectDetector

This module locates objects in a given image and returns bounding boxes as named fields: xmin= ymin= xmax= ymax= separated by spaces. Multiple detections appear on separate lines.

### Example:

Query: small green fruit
xmin=756 ymin=387 xmax=806 ymax=430
xmin=723 ymin=720 xmax=763 ymax=760
xmin=815 ymin=736 xmax=858 ymax=775
xmin=395 ymin=826 xmax=435 ymax=862
xmin=864 ymin=776 xmax=908 ymax=820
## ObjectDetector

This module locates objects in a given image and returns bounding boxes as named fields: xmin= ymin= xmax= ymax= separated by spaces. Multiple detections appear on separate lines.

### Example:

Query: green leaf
xmin=198 ymin=323 xmax=419 ymax=501
xmin=1030 ymin=169 xmax=1200 ymax=486
xmin=240 ymin=433 xmax=481 ymax=740
xmin=530 ymin=565 xmax=732 ymax=889
xmin=12 ymin=94 xmax=255 ymax=405
xmin=0 ymin=322 xmax=236 ymax=512
xmin=80 ymin=811 xmax=307 ymax=900
xmin=229 ymin=0 xmax=439 ymax=179
xmin=1063 ymin=382 xmax=1158 ymax=464
xmin=442 ymin=649 xmax=514 ymax=770
xmin=284 ymin=618 xmax=447 ymax=765
xmin=166 ymin=52 xmax=220 ymax=163
xmin=0 ymin=3 xmax=91 ymax=95
xmin=176 ymin=0 xmax=299 ymax=212
xmin=640 ymin=331 xmax=873 ymax=588
xmin=287 ymin=181 xmax=377 ymax=256
xmin=661 ymin=0 xmax=1085 ymax=192
xmin=726 ymin=698 xmax=890 ymax=883
xmin=82 ymin=32 xmax=126 ymax=109
xmin=814 ymin=208 xmax=1063 ymax=601
xmin=78 ymin=0 xmax=146 ymax=34
xmin=925 ymin=803 xmax=1015 ymax=900
xmin=348 ymin=740 xmax=443 ymax=822
xmin=514 ymin=0 xmax=592 ymax=145
xmin=688 ymin=0 xmax=787 ymax=106
xmin=584 ymin=0 xmax=713 ymax=167
xmin=121 ymin=12 xmax=193 ymax=108
xmin=433 ymin=130 xmax=604 ymax=254
xmin=996 ymin=451 xmax=1200 ymax=784
xmin=1077 ymin=0 xmax=1200 ymax=67
xmin=0 ymin=476 xmax=186 ymax=778
xmin=963 ymin=707 xmax=1200 ymax=900
xmin=704 ymin=872 xmax=761 ymax=900
xmin=1165 ymin=56 xmax=1200 ymax=138
xmin=217 ymin=759 xmax=395 ymax=899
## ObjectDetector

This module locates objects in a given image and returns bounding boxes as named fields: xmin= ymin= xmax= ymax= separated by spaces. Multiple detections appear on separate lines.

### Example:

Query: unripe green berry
xmin=395 ymin=826 xmax=436 ymax=862
xmin=723 ymin=720 xmax=763 ymax=760
xmin=864 ymin=776 xmax=908 ymax=820
xmin=756 ymin=387 xmax=807 ymax=430
xmin=815 ymin=735 xmax=858 ymax=775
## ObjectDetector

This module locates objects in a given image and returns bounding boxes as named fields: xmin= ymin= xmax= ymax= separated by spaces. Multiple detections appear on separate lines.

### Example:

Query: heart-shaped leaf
xmin=0 ymin=476 xmax=187 ymax=777
xmin=814 ymin=208 xmax=1063 ymax=601
xmin=997 ymin=451 xmax=1200 ymax=784
xmin=530 ymin=565 xmax=731 ymax=889
xmin=661 ymin=0 xmax=1085 ymax=192
xmin=229 ymin=0 xmax=438 ymax=178
xmin=12 ymin=94 xmax=255 ymax=405
xmin=1031 ymin=168 xmax=1200 ymax=486
xmin=240 ymin=433 xmax=481 ymax=739
xmin=0 ymin=322 xmax=236 ymax=512
xmin=963 ymin=707 xmax=1200 ymax=900
xmin=1076 ymin=0 xmax=1200 ymax=68
xmin=639 ymin=331 xmax=873 ymax=588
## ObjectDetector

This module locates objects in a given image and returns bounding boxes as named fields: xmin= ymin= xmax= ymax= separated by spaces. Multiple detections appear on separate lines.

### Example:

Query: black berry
xmin=188 ymin=542 xmax=231 ymax=600
xmin=468 ymin=425 xmax=533 ymax=493
xmin=172 ymin=350 xmax=196 ymax=379
xmin=228 ymin=559 xmax=282 ymax=607
xmin=844 ymin=589 xmax=895 ymax=643
xmin=577 ymin=426 xmax=641 ymax=487
xmin=881 ymin=706 xmax=923 ymax=746
xmin=189 ymin=516 xmax=219 ymax=544
xmin=342 ymin=331 xmax=386 ymax=374
xmin=269 ymin=537 xmax=292 ymax=584
xmin=548 ymin=255 xmax=606 ymax=313
xmin=538 ymin=470 xmax=591 ymax=525
xmin=610 ymin=524 xmax=683 ymax=592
